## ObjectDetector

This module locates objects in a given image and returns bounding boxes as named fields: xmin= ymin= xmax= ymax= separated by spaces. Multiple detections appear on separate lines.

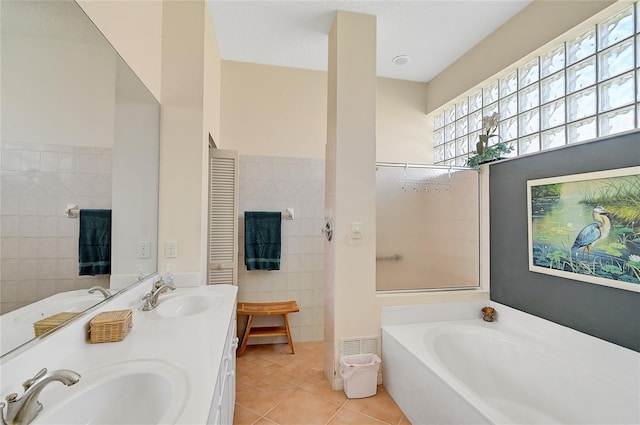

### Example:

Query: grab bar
xmin=376 ymin=254 xmax=404 ymax=262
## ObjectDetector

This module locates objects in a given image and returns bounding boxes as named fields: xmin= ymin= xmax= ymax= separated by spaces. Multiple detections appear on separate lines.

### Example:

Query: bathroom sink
xmin=34 ymin=360 xmax=188 ymax=425
xmin=155 ymin=293 xmax=223 ymax=318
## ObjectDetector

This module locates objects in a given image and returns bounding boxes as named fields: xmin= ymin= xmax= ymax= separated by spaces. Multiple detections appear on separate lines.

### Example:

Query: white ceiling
xmin=208 ymin=0 xmax=532 ymax=83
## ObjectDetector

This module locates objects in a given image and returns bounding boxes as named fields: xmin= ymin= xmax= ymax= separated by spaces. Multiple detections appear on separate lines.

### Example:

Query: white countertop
xmin=0 ymin=278 xmax=238 ymax=425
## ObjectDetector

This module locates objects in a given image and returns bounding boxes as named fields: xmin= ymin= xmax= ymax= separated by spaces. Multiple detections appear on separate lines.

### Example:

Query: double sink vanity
xmin=0 ymin=277 xmax=238 ymax=425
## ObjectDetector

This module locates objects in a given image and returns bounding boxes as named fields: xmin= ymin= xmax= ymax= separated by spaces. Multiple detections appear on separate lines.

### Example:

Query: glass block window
xmin=433 ymin=3 xmax=639 ymax=166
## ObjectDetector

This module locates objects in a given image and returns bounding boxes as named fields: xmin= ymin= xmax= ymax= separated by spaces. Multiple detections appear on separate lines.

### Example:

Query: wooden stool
xmin=237 ymin=300 xmax=299 ymax=356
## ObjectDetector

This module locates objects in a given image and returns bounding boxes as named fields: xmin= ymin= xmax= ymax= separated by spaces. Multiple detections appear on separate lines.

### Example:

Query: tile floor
xmin=233 ymin=341 xmax=411 ymax=425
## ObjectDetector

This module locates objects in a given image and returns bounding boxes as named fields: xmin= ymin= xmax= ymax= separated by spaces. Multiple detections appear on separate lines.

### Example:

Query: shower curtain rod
xmin=375 ymin=162 xmax=470 ymax=170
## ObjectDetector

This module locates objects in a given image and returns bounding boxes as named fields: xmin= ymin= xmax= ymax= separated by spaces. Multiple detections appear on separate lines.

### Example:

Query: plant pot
xmin=476 ymin=134 xmax=489 ymax=155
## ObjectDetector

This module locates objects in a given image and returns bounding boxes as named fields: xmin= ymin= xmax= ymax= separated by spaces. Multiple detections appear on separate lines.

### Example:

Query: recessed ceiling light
xmin=392 ymin=55 xmax=410 ymax=66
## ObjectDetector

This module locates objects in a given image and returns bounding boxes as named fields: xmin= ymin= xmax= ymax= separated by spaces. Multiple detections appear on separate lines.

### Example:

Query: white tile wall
xmin=238 ymin=155 xmax=325 ymax=343
xmin=0 ymin=143 xmax=111 ymax=314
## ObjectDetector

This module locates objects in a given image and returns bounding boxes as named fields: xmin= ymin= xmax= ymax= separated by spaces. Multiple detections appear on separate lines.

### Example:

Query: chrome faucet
xmin=1 ymin=368 xmax=80 ymax=425
xmin=88 ymin=286 xmax=111 ymax=299
xmin=141 ymin=283 xmax=176 ymax=311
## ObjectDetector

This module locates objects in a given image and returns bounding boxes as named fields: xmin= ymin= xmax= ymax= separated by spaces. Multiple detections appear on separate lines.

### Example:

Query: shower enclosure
xmin=376 ymin=164 xmax=479 ymax=291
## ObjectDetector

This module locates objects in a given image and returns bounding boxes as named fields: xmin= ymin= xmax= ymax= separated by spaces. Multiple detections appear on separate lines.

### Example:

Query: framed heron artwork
xmin=527 ymin=166 xmax=640 ymax=293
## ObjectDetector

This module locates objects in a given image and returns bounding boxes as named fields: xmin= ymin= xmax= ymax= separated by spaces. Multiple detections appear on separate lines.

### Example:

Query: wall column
xmin=158 ymin=0 xmax=206 ymax=278
xmin=324 ymin=11 xmax=377 ymax=388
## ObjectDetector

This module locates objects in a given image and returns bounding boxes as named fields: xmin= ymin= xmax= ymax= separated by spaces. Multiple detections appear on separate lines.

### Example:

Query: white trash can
xmin=340 ymin=353 xmax=381 ymax=399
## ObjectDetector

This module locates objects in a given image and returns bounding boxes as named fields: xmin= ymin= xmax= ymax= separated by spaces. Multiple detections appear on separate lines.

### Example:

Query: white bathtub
xmin=382 ymin=304 xmax=640 ymax=425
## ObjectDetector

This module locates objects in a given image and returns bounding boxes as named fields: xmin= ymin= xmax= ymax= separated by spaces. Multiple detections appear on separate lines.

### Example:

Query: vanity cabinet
xmin=208 ymin=304 xmax=238 ymax=425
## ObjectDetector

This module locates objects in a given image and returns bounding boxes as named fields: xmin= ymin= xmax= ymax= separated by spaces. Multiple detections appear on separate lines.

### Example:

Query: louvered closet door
xmin=208 ymin=149 xmax=239 ymax=285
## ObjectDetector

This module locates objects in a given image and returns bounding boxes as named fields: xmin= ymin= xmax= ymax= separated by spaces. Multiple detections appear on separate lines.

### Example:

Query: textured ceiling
xmin=208 ymin=0 xmax=532 ymax=83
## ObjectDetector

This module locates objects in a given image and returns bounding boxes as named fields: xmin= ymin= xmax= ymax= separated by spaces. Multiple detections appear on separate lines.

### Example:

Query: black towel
xmin=244 ymin=211 xmax=281 ymax=271
xmin=78 ymin=209 xmax=112 ymax=276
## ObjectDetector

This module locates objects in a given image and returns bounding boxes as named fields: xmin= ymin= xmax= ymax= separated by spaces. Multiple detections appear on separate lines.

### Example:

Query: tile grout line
xmin=239 ymin=388 xmax=292 ymax=424
xmin=323 ymin=404 xmax=342 ymax=425
xmin=336 ymin=402 xmax=397 ymax=425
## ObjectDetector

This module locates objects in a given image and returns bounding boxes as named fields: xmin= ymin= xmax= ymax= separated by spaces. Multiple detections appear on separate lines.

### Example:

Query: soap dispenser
xmin=165 ymin=265 xmax=174 ymax=286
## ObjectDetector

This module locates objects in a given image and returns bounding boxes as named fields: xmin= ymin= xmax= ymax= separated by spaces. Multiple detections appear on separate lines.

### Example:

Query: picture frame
xmin=527 ymin=166 xmax=640 ymax=293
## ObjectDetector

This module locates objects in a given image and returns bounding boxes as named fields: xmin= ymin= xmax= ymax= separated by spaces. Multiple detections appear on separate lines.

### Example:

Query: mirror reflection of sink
xmin=155 ymin=293 xmax=223 ymax=318
xmin=34 ymin=360 xmax=188 ymax=425
xmin=1 ymin=290 xmax=110 ymax=355
xmin=14 ymin=291 xmax=109 ymax=325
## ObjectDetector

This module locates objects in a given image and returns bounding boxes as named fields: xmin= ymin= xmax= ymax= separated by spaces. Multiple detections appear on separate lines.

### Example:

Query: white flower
xmin=629 ymin=254 xmax=640 ymax=262
xmin=482 ymin=112 xmax=499 ymax=136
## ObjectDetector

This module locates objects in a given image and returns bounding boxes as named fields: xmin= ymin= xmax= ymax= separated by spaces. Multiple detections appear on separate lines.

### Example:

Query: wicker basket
xmin=88 ymin=309 xmax=133 ymax=343
xmin=34 ymin=312 xmax=80 ymax=337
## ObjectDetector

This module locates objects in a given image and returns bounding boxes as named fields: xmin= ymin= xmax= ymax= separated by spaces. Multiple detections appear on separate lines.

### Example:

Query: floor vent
xmin=339 ymin=336 xmax=380 ymax=356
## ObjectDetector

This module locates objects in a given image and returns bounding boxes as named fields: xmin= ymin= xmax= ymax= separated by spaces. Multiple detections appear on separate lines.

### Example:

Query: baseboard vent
xmin=339 ymin=336 xmax=380 ymax=356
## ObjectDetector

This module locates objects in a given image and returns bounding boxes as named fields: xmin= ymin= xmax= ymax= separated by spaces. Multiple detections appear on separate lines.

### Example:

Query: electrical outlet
xmin=137 ymin=241 xmax=151 ymax=259
xmin=165 ymin=241 xmax=178 ymax=258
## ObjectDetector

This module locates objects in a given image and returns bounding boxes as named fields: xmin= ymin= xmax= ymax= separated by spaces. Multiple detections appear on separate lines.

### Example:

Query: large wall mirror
xmin=0 ymin=1 xmax=160 ymax=358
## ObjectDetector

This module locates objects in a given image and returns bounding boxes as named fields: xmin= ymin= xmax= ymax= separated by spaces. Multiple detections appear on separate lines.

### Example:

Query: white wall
xmin=237 ymin=155 xmax=325 ymax=343
xmin=77 ymin=0 xmax=162 ymax=102
xmin=220 ymin=61 xmax=327 ymax=159
xmin=201 ymin=2 xmax=224 ymax=279
xmin=425 ymin=0 xmax=617 ymax=113
xmin=157 ymin=1 xmax=207 ymax=278
xmin=1 ymin=33 xmax=115 ymax=147
xmin=220 ymin=61 xmax=430 ymax=163
xmin=376 ymin=78 xmax=431 ymax=163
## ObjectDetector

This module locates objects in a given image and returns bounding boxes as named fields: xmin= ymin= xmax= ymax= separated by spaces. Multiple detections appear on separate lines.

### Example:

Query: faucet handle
xmin=23 ymin=368 xmax=47 ymax=391
xmin=141 ymin=292 xmax=154 ymax=310
xmin=5 ymin=394 xmax=17 ymax=403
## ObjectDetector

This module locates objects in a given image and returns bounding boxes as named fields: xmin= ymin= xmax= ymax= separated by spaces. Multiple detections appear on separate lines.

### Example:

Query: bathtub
xmin=382 ymin=304 xmax=640 ymax=425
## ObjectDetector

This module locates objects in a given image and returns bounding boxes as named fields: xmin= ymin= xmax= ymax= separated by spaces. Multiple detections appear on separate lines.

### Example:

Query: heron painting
xmin=571 ymin=206 xmax=611 ymax=260
xmin=527 ymin=166 xmax=640 ymax=293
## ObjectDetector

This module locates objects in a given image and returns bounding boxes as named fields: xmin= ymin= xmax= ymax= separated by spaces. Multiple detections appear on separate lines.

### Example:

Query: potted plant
xmin=465 ymin=112 xmax=513 ymax=169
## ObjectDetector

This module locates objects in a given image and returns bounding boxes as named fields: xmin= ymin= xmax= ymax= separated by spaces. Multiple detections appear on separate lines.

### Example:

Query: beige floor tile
xmin=236 ymin=380 xmax=253 ymax=394
xmin=234 ymin=342 xmax=405 ymax=425
xmin=236 ymin=388 xmax=295 ymax=416
xmin=327 ymin=408 xmax=389 ymax=425
xmin=343 ymin=386 xmax=404 ymax=425
xmin=264 ymin=389 xmax=341 ymax=425
xmin=233 ymin=404 xmax=262 ymax=425
xmin=253 ymin=417 xmax=278 ymax=425
xmin=299 ymin=380 xmax=348 ymax=406
xmin=303 ymin=370 xmax=327 ymax=385
xmin=252 ymin=378 xmax=282 ymax=392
